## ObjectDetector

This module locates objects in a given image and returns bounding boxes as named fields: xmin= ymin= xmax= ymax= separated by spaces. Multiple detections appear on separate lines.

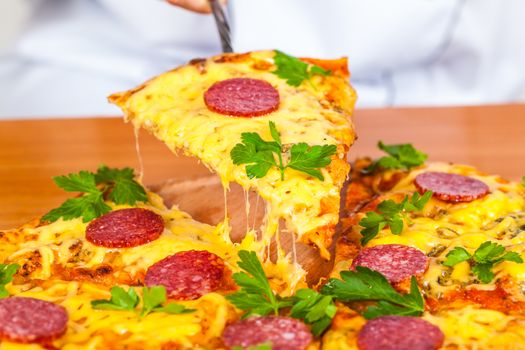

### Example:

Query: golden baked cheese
xmin=2 ymin=280 xmax=238 ymax=350
xmin=108 ymin=50 xmax=356 ymax=260
xmin=327 ymin=160 xmax=525 ymax=349
xmin=1 ymin=190 xmax=305 ymax=295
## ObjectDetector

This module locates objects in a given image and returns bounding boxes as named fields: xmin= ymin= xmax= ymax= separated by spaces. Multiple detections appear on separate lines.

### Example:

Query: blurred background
xmin=1 ymin=0 xmax=524 ymax=118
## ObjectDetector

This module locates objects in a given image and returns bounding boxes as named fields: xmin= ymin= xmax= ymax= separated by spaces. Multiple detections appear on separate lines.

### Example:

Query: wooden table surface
xmin=1 ymin=104 xmax=524 ymax=229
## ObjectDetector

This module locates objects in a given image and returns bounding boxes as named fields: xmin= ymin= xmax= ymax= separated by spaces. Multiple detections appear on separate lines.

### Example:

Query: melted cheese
xmin=424 ymin=307 xmax=525 ymax=349
xmin=343 ymin=163 xmax=525 ymax=298
xmin=2 ymin=280 xmax=238 ymax=350
xmin=109 ymin=50 xmax=356 ymax=259
xmin=327 ymin=162 xmax=525 ymax=349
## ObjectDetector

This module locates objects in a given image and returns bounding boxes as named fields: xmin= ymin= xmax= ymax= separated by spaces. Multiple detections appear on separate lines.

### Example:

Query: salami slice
xmin=86 ymin=208 xmax=164 ymax=248
xmin=351 ymin=244 xmax=428 ymax=283
xmin=222 ymin=316 xmax=312 ymax=350
xmin=0 ymin=297 xmax=68 ymax=344
xmin=357 ymin=316 xmax=444 ymax=350
xmin=145 ymin=250 xmax=225 ymax=300
xmin=204 ymin=78 xmax=280 ymax=117
xmin=414 ymin=171 xmax=489 ymax=203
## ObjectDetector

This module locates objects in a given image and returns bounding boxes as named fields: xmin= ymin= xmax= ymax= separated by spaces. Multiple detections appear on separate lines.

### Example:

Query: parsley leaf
xmin=231 ymin=122 xmax=337 ymax=181
xmin=365 ymin=141 xmax=427 ymax=173
xmin=141 ymin=286 xmax=194 ymax=318
xmin=53 ymin=170 xmax=100 ymax=193
xmin=232 ymin=344 xmax=272 ymax=350
xmin=522 ymin=176 xmax=525 ymax=187
xmin=226 ymin=250 xmax=291 ymax=317
xmin=92 ymin=286 xmax=193 ymax=317
xmin=43 ymin=194 xmax=111 ymax=223
xmin=287 ymin=143 xmax=337 ymax=181
xmin=444 ymin=241 xmax=523 ymax=283
xmin=91 ymin=286 xmax=139 ymax=311
xmin=290 ymin=289 xmax=337 ymax=336
xmin=321 ymin=267 xmax=424 ymax=319
xmin=272 ymin=50 xmax=330 ymax=87
xmin=43 ymin=166 xmax=147 ymax=223
xmin=42 ymin=171 xmax=111 ymax=223
xmin=227 ymin=251 xmax=337 ymax=336
xmin=0 ymin=264 xmax=19 ymax=298
xmin=443 ymin=247 xmax=471 ymax=266
xmin=95 ymin=165 xmax=147 ymax=205
xmin=359 ymin=191 xmax=432 ymax=245
xmin=231 ymin=129 xmax=280 ymax=179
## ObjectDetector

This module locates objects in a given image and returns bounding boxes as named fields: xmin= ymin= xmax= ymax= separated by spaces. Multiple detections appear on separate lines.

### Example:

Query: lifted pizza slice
xmin=109 ymin=50 xmax=356 ymax=259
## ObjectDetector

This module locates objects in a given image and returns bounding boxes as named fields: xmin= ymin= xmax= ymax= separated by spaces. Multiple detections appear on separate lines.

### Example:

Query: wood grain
xmin=1 ymin=104 xmax=524 ymax=231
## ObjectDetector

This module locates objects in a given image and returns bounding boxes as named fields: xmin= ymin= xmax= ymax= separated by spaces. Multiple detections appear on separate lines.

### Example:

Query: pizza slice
xmin=323 ymin=145 xmax=525 ymax=349
xmin=108 ymin=50 xmax=356 ymax=259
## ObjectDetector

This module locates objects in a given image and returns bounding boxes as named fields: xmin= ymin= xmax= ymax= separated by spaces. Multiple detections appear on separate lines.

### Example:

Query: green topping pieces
xmin=91 ymin=285 xmax=194 ymax=318
xmin=290 ymin=288 xmax=337 ymax=337
xmin=365 ymin=141 xmax=427 ymax=173
xmin=0 ymin=264 xmax=20 ymax=298
xmin=232 ymin=344 xmax=272 ymax=350
xmin=227 ymin=250 xmax=429 ymax=335
xmin=272 ymin=50 xmax=330 ymax=87
xmin=230 ymin=121 xmax=337 ymax=181
xmin=359 ymin=191 xmax=433 ymax=245
xmin=321 ymin=267 xmax=424 ymax=319
xmin=226 ymin=250 xmax=292 ymax=317
xmin=444 ymin=241 xmax=523 ymax=283
xmin=227 ymin=250 xmax=336 ymax=336
xmin=43 ymin=165 xmax=147 ymax=223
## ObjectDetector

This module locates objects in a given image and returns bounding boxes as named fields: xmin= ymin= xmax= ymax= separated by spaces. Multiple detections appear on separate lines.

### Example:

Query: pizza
xmin=323 ymin=156 xmax=525 ymax=349
xmin=108 ymin=50 xmax=357 ymax=260
xmin=1 ymin=49 xmax=524 ymax=350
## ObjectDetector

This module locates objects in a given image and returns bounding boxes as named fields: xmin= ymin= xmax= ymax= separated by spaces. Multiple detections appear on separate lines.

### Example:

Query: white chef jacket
xmin=0 ymin=0 xmax=524 ymax=118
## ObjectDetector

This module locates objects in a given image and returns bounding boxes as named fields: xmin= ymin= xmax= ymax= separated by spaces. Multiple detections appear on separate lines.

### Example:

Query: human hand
xmin=166 ymin=0 xmax=227 ymax=14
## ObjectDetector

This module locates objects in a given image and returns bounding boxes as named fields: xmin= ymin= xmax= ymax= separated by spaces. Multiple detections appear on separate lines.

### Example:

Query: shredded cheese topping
xmin=329 ymin=162 xmax=525 ymax=349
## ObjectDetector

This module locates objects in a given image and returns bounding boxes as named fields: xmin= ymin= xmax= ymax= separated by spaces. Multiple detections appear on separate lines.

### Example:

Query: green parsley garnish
xmin=290 ymin=288 xmax=337 ymax=337
xmin=226 ymin=250 xmax=337 ymax=336
xmin=91 ymin=285 xmax=194 ymax=318
xmin=272 ymin=50 xmax=330 ymax=87
xmin=359 ymin=191 xmax=433 ymax=246
xmin=233 ymin=344 xmax=272 ymax=350
xmin=42 ymin=165 xmax=147 ymax=223
xmin=364 ymin=141 xmax=427 ymax=173
xmin=321 ymin=267 xmax=424 ymax=319
xmin=444 ymin=241 xmax=523 ymax=283
xmin=226 ymin=250 xmax=292 ymax=317
xmin=0 ymin=264 xmax=20 ymax=298
xmin=522 ymin=176 xmax=525 ymax=187
xmin=230 ymin=121 xmax=337 ymax=181
xmin=91 ymin=285 xmax=139 ymax=311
